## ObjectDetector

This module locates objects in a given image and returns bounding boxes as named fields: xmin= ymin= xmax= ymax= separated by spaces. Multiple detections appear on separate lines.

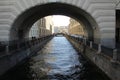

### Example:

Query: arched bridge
xmin=0 ymin=0 xmax=118 ymax=48
xmin=0 ymin=0 xmax=120 ymax=80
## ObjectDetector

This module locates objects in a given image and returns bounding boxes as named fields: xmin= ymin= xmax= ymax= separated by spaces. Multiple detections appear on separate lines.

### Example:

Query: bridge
xmin=0 ymin=0 xmax=120 ymax=80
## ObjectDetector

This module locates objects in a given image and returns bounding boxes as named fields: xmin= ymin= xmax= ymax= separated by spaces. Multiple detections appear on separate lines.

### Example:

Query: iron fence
xmin=66 ymin=34 xmax=119 ymax=61
xmin=0 ymin=35 xmax=53 ymax=57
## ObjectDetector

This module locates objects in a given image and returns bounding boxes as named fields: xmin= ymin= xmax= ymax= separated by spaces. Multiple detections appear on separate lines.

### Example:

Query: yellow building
xmin=68 ymin=18 xmax=84 ymax=36
xmin=45 ymin=16 xmax=54 ymax=35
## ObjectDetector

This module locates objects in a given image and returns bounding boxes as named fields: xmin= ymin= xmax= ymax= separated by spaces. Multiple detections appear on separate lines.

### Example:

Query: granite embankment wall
xmin=66 ymin=36 xmax=120 ymax=80
xmin=0 ymin=36 xmax=53 ymax=76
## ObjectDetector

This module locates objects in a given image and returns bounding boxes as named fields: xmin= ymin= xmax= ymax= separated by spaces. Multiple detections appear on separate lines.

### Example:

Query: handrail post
xmin=97 ymin=44 xmax=101 ymax=54
xmin=90 ymin=41 xmax=93 ymax=48
xmin=84 ymin=38 xmax=86 ymax=45
xmin=111 ymin=49 xmax=117 ymax=62
xmin=6 ymin=45 xmax=9 ymax=55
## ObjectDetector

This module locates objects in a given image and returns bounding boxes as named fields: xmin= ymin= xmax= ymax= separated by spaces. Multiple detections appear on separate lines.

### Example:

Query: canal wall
xmin=66 ymin=35 xmax=120 ymax=80
xmin=0 ymin=36 xmax=53 ymax=76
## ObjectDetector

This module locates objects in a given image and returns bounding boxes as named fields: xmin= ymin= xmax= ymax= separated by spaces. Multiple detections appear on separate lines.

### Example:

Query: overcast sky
xmin=52 ymin=15 xmax=70 ymax=26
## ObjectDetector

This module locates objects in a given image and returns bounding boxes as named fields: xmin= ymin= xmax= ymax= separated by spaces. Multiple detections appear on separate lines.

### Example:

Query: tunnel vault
xmin=10 ymin=3 xmax=99 ymax=42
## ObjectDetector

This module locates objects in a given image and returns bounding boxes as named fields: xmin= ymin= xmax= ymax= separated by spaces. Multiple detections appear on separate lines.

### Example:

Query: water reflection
xmin=30 ymin=37 xmax=81 ymax=79
xmin=0 ymin=36 xmax=110 ymax=80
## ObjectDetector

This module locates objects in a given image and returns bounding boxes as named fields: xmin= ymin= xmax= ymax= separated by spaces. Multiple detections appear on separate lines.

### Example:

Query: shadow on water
xmin=0 ymin=36 xmax=111 ymax=80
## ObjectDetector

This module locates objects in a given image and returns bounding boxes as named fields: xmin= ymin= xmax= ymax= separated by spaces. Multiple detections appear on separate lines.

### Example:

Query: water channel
xmin=0 ymin=36 xmax=110 ymax=80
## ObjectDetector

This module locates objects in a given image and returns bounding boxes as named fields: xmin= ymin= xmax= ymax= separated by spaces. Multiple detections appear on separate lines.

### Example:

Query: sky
xmin=52 ymin=15 xmax=70 ymax=26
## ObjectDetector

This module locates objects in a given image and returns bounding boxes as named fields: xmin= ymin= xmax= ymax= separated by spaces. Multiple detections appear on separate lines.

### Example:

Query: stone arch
xmin=0 ymin=0 xmax=114 ymax=48
xmin=10 ymin=3 xmax=99 ymax=42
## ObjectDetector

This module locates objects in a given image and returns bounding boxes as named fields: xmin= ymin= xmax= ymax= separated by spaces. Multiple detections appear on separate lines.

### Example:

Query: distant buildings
xmin=59 ymin=26 xmax=68 ymax=33
xmin=68 ymin=18 xmax=85 ymax=36
xmin=54 ymin=26 xmax=68 ymax=34
xmin=29 ymin=17 xmax=85 ymax=38
xmin=29 ymin=23 xmax=39 ymax=38
xmin=37 ymin=18 xmax=46 ymax=37
xmin=54 ymin=26 xmax=59 ymax=33
xmin=29 ymin=16 xmax=54 ymax=38
xmin=45 ymin=16 xmax=54 ymax=35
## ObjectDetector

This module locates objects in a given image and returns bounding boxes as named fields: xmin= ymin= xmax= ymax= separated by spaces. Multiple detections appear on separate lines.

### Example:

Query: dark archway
xmin=10 ymin=2 xmax=98 ymax=42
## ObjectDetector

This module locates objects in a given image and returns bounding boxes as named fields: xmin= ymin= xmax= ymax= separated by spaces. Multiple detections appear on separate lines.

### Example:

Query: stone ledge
xmin=66 ymin=36 xmax=120 ymax=80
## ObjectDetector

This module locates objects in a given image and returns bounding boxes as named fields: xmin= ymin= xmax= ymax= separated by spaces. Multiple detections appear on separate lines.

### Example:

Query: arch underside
xmin=10 ymin=3 xmax=98 ymax=42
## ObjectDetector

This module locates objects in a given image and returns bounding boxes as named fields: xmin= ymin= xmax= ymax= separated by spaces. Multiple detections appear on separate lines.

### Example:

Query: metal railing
xmin=0 ymin=35 xmax=53 ymax=57
xmin=66 ymin=34 xmax=119 ymax=62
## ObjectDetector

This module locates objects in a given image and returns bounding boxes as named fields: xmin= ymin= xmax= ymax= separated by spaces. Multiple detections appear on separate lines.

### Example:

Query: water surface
xmin=0 ymin=36 xmax=110 ymax=80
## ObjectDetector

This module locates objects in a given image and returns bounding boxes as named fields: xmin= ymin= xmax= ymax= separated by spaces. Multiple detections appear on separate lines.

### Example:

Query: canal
xmin=0 ymin=36 xmax=110 ymax=80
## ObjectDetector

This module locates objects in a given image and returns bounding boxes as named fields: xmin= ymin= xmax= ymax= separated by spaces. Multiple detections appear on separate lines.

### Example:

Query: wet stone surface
xmin=0 ymin=36 xmax=110 ymax=80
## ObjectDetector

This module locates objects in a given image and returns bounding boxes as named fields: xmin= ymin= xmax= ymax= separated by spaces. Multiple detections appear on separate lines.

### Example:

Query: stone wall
xmin=0 ymin=0 xmax=117 ymax=48
xmin=0 ymin=36 xmax=53 ymax=76
xmin=66 ymin=35 xmax=120 ymax=80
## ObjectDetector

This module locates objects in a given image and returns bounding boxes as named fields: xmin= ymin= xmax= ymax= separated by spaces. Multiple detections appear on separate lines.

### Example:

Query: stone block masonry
xmin=65 ymin=35 xmax=120 ymax=80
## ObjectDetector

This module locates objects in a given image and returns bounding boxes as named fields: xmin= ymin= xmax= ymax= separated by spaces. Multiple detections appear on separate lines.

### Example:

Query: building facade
xmin=29 ymin=21 xmax=39 ymax=38
xmin=59 ymin=26 xmax=68 ymax=34
xmin=54 ymin=26 xmax=59 ymax=33
xmin=45 ymin=16 xmax=54 ymax=35
xmin=29 ymin=16 xmax=54 ymax=38
xmin=68 ymin=18 xmax=85 ymax=37
xmin=54 ymin=26 xmax=68 ymax=34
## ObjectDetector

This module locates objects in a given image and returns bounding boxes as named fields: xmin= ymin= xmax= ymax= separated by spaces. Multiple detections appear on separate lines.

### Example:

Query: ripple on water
xmin=0 ymin=37 xmax=111 ymax=80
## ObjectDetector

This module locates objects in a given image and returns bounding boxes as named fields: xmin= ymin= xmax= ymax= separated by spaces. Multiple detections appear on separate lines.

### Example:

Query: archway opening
xmin=28 ymin=15 xmax=86 ymax=39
